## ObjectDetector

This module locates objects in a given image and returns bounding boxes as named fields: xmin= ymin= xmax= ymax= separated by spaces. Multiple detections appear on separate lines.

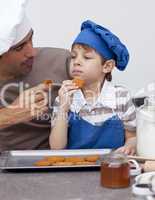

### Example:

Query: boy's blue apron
xmin=67 ymin=111 xmax=125 ymax=149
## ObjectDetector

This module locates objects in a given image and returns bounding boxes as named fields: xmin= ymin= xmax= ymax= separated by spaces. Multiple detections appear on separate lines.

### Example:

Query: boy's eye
xmin=84 ymin=55 xmax=92 ymax=59
xmin=71 ymin=55 xmax=76 ymax=59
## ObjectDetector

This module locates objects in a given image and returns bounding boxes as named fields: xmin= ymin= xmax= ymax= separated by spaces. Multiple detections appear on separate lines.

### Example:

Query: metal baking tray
xmin=0 ymin=149 xmax=112 ymax=171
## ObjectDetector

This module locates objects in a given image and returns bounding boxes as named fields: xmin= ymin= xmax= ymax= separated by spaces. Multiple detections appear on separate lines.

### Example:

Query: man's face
xmin=0 ymin=30 xmax=37 ymax=79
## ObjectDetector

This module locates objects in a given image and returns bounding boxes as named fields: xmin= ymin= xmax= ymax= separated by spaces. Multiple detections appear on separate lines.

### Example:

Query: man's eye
xmin=14 ymin=45 xmax=24 ymax=52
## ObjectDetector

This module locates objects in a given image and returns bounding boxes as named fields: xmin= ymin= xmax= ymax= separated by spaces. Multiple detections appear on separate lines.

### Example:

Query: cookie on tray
xmin=64 ymin=156 xmax=85 ymax=163
xmin=84 ymin=155 xmax=100 ymax=162
xmin=46 ymin=156 xmax=65 ymax=164
xmin=34 ymin=159 xmax=51 ymax=166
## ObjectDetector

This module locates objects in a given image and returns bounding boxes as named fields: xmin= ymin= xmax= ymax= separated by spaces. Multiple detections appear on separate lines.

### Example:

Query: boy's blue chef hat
xmin=73 ymin=20 xmax=129 ymax=71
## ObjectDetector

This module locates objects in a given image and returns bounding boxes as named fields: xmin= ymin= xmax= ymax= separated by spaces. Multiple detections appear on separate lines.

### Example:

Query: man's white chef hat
xmin=0 ymin=0 xmax=31 ymax=55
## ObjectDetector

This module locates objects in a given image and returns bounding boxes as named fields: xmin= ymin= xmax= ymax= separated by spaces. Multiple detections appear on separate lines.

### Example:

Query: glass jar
xmin=100 ymin=152 xmax=130 ymax=188
xmin=137 ymin=96 xmax=155 ymax=158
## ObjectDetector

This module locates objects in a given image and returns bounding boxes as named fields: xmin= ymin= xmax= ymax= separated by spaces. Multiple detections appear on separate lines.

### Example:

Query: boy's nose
xmin=74 ymin=57 xmax=82 ymax=66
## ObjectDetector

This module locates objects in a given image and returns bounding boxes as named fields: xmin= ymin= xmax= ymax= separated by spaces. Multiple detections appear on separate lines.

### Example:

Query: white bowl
xmin=132 ymin=172 xmax=155 ymax=196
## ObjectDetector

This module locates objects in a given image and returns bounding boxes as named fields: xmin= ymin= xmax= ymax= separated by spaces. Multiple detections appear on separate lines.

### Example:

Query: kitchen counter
xmin=0 ymin=169 xmax=134 ymax=200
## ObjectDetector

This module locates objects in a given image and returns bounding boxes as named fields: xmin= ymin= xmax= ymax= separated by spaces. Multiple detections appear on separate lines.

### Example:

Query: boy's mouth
xmin=72 ymin=70 xmax=83 ymax=76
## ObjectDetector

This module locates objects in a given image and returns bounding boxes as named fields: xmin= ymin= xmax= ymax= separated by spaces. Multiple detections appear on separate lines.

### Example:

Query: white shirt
xmin=52 ymin=80 xmax=136 ymax=131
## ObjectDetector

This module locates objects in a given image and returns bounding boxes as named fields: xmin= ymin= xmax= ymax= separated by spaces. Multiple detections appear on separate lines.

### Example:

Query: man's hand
xmin=0 ymin=83 xmax=49 ymax=129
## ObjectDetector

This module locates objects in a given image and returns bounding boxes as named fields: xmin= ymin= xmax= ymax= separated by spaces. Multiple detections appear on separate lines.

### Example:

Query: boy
xmin=49 ymin=20 xmax=136 ymax=155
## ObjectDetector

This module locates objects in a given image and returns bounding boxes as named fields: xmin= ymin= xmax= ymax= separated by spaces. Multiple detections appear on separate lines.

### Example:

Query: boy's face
xmin=69 ymin=44 xmax=105 ymax=84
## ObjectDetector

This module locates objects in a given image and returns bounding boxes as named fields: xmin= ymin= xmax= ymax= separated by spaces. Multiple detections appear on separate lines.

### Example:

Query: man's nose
xmin=24 ymin=42 xmax=37 ymax=57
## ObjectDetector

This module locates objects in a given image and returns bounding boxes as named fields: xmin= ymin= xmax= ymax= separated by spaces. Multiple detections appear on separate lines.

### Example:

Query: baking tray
xmin=0 ymin=149 xmax=112 ymax=171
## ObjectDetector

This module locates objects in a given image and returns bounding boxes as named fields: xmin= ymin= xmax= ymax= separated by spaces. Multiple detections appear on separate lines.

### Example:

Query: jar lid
xmin=102 ymin=152 xmax=127 ymax=165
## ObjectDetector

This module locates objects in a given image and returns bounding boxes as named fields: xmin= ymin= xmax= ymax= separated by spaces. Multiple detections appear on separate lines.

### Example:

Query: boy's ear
xmin=102 ymin=59 xmax=115 ymax=73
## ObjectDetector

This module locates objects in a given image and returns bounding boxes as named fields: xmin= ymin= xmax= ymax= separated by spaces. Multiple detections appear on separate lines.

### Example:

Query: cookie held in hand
xmin=43 ymin=80 xmax=53 ymax=87
xmin=73 ymin=77 xmax=85 ymax=88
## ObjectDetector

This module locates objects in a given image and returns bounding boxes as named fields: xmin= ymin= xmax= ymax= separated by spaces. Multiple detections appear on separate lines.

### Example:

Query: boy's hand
xmin=115 ymin=144 xmax=136 ymax=155
xmin=116 ymin=133 xmax=137 ymax=155
xmin=58 ymin=80 xmax=78 ymax=112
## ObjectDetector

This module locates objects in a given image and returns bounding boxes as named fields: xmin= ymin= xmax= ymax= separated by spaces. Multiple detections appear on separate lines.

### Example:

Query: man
xmin=0 ymin=0 xmax=70 ymax=151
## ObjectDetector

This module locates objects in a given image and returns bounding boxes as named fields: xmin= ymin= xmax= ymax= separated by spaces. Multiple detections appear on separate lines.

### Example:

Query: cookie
xmin=74 ymin=161 xmax=96 ymax=165
xmin=46 ymin=156 xmax=65 ymax=163
xmin=84 ymin=155 xmax=100 ymax=162
xmin=52 ymin=162 xmax=74 ymax=166
xmin=34 ymin=160 xmax=50 ymax=166
xmin=64 ymin=156 xmax=85 ymax=163
xmin=43 ymin=80 xmax=53 ymax=87
xmin=73 ymin=78 xmax=85 ymax=88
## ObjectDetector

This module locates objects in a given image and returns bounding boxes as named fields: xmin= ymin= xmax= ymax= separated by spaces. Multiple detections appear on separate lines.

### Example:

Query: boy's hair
xmin=72 ymin=44 xmax=112 ymax=81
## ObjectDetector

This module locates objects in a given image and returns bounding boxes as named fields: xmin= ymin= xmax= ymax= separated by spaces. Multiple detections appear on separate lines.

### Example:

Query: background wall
xmin=26 ymin=0 xmax=155 ymax=97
